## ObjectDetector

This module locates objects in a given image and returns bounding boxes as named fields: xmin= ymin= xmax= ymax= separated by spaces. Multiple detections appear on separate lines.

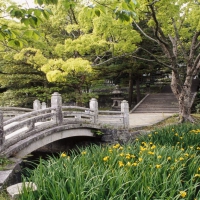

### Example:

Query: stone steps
xmin=132 ymin=93 xmax=179 ymax=113
xmin=132 ymin=91 xmax=197 ymax=113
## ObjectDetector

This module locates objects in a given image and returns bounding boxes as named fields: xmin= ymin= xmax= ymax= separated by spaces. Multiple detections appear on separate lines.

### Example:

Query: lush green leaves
xmin=41 ymin=58 xmax=92 ymax=82
xmin=7 ymin=6 xmax=53 ymax=27
xmin=34 ymin=0 xmax=58 ymax=5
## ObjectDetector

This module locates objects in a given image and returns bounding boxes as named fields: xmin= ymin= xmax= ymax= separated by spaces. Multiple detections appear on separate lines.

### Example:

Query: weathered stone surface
xmin=33 ymin=99 xmax=41 ymax=111
xmin=0 ymin=170 xmax=12 ymax=187
xmin=101 ymin=129 xmax=145 ymax=144
xmin=7 ymin=182 xmax=37 ymax=199
xmin=0 ymin=159 xmax=22 ymax=192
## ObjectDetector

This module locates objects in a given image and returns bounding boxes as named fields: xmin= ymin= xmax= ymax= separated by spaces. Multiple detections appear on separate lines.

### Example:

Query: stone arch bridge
xmin=0 ymin=92 xmax=129 ymax=158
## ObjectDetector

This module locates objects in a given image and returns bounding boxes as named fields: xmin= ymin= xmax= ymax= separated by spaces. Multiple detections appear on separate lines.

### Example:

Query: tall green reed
xmin=19 ymin=123 xmax=200 ymax=200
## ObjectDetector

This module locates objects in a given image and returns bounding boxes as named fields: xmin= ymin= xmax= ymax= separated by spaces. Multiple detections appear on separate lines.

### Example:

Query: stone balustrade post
xmin=51 ymin=92 xmax=63 ymax=125
xmin=27 ymin=118 xmax=36 ymax=131
xmin=121 ymin=100 xmax=129 ymax=129
xmin=89 ymin=98 xmax=98 ymax=123
xmin=0 ymin=110 xmax=4 ymax=146
xmin=41 ymin=102 xmax=47 ymax=109
xmin=33 ymin=100 xmax=41 ymax=110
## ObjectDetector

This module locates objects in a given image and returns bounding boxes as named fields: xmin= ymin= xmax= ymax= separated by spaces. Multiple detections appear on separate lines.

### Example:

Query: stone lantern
xmin=111 ymin=85 xmax=123 ymax=110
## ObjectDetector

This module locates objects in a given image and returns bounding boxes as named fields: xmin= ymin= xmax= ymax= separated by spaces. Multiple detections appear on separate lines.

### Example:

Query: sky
xmin=12 ymin=0 xmax=36 ymax=8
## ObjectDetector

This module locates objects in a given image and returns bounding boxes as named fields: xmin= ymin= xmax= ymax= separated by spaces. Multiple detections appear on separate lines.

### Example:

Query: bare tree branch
xmin=70 ymin=6 xmax=78 ymax=25
xmin=92 ymin=52 xmax=136 ymax=66
xmin=195 ymin=41 xmax=200 ymax=51
xmin=92 ymin=47 xmax=177 ymax=72
xmin=92 ymin=47 xmax=143 ymax=66
xmin=131 ymin=56 xmax=154 ymax=62
xmin=148 ymin=4 xmax=169 ymax=47
xmin=148 ymin=0 xmax=160 ymax=6
xmin=168 ymin=35 xmax=177 ymax=57
xmin=147 ymin=4 xmax=179 ymax=70
xmin=133 ymin=21 xmax=158 ymax=44
xmin=25 ymin=0 xmax=31 ymax=8
xmin=171 ymin=18 xmax=188 ymax=60
xmin=192 ymin=59 xmax=200 ymax=76
xmin=189 ymin=31 xmax=200 ymax=62
xmin=193 ymin=53 xmax=200 ymax=70
xmin=0 ymin=41 xmax=19 ymax=52
xmin=92 ymin=0 xmax=113 ymax=11
xmin=139 ymin=47 xmax=176 ymax=70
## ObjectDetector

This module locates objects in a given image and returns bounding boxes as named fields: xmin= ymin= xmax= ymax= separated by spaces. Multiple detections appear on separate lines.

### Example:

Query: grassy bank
xmin=18 ymin=122 xmax=200 ymax=199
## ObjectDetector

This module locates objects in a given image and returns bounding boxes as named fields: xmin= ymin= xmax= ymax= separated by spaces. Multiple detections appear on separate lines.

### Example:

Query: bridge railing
xmin=98 ymin=110 xmax=124 ymax=126
xmin=3 ymin=108 xmax=56 ymax=139
xmin=0 ymin=107 xmax=33 ymax=121
xmin=3 ymin=108 xmax=54 ymax=126
xmin=62 ymin=106 xmax=95 ymax=123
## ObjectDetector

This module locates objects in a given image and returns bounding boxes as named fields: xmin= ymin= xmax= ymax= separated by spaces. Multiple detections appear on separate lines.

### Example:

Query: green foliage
xmin=0 ymin=19 xmax=25 ymax=48
xmin=0 ymin=0 xmax=55 ymax=48
xmin=0 ymin=47 xmax=66 ymax=107
xmin=0 ymin=86 xmax=64 ymax=107
xmin=7 ymin=5 xmax=53 ymax=27
xmin=2 ymin=0 xmax=199 ymax=113
xmin=139 ymin=123 xmax=200 ymax=149
xmin=14 ymin=48 xmax=47 ymax=67
xmin=62 ymin=92 xmax=98 ymax=106
xmin=0 ymin=157 xmax=12 ymax=170
xmin=34 ymin=0 xmax=58 ymax=5
xmin=19 ymin=123 xmax=200 ymax=199
xmin=68 ymin=3 xmax=141 ymax=56
xmin=0 ymin=192 xmax=10 ymax=200
xmin=0 ymin=2 xmax=98 ymax=107
xmin=41 ymin=58 xmax=92 ymax=82
xmin=1 ymin=0 xmax=143 ymax=108
xmin=86 ymin=0 xmax=138 ymax=22
xmin=195 ymin=104 xmax=200 ymax=114
xmin=92 ymin=129 xmax=104 ymax=136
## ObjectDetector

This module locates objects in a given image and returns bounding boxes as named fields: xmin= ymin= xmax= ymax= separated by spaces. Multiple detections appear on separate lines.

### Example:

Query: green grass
xmin=18 ymin=122 xmax=200 ymax=200
xmin=1 ymin=114 xmax=200 ymax=199
xmin=0 ymin=158 xmax=14 ymax=200
xmin=0 ymin=157 xmax=12 ymax=171
xmin=0 ymin=192 xmax=10 ymax=200
xmin=132 ymin=113 xmax=200 ymax=132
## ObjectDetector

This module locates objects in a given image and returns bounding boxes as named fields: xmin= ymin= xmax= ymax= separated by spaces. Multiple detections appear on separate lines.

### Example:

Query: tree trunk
xmin=128 ymin=72 xmax=134 ymax=107
xmin=136 ymin=78 xmax=141 ymax=103
xmin=178 ymin=91 xmax=194 ymax=122
xmin=171 ymin=70 xmax=194 ymax=122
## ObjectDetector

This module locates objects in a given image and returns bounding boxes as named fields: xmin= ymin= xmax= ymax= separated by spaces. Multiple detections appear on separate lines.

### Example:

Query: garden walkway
xmin=129 ymin=112 xmax=175 ymax=128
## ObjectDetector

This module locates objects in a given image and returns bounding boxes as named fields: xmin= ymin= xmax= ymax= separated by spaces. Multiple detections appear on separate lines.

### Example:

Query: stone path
xmin=129 ymin=113 xmax=175 ymax=128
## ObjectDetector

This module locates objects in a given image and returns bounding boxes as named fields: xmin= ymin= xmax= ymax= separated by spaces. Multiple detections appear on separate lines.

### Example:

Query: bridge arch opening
xmin=14 ymin=128 xmax=99 ymax=158
xmin=21 ymin=135 xmax=102 ymax=172
xmin=35 ymin=136 xmax=102 ymax=154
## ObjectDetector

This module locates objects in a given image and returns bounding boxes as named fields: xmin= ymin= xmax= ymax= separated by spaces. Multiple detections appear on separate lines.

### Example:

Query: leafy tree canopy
xmin=41 ymin=58 xmax=92 ymax=82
